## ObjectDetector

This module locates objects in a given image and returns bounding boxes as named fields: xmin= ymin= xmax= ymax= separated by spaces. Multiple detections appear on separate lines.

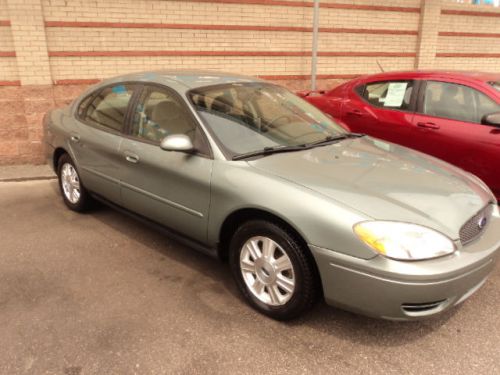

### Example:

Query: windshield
xmin=188 ymin=82 xmax=347 ymax=157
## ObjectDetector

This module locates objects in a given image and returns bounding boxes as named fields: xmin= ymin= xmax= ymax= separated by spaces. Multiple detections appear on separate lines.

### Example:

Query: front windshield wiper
xmin=232 ymin=144 xmax=308 ymax=161
xmin=232 ymin=133 xmax=365 ymax=161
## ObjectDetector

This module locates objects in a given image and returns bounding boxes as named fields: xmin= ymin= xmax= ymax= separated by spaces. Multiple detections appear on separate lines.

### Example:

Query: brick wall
xmin=0 ymin=0 xmax=499 ymax=164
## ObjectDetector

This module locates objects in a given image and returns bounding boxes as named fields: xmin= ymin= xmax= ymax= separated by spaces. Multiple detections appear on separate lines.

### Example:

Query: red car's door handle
xmin=346 ymin=109 xmax=365 ymax=116
xmin=417 ymin=122 xmax=440 ymax=130
xmin=490 ymin=128 xmax=500 ymax=135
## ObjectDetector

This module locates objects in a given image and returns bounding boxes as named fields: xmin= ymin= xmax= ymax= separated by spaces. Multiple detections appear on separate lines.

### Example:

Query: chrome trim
xmin=459 ymin=204 xmax=494 ymax=245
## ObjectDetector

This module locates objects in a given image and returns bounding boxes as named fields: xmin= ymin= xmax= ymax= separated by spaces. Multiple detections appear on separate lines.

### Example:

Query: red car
xmin=300 ymin=71 xmax=500 ymax=200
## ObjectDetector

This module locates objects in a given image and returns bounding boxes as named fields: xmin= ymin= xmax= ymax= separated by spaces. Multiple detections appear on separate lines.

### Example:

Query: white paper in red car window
xmin=384 ymin=82 xmax=408 ymax=107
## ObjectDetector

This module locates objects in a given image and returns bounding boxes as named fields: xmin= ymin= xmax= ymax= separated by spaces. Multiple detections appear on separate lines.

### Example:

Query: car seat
xmin=151 ymin=100 xmax=194 ymax=135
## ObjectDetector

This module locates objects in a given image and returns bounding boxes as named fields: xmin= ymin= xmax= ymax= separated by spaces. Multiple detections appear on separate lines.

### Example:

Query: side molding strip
xmin=82 ymin=166 xmax=203 ymax=218
xmin=120 ymin=180 xmax=204 ymax=218
xmin=81 ymin=166 xmax=121 ymax=185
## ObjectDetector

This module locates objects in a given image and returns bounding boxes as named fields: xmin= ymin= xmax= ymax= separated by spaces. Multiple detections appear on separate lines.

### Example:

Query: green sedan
xmin=45 ymin=71 xmax=500 ymax=320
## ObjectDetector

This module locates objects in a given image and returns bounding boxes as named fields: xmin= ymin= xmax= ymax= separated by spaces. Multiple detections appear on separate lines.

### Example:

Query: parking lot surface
xmin=1 ymin=180 xmax=499 ymax=375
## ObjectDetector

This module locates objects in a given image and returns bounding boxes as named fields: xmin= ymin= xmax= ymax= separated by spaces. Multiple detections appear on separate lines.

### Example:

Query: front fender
xmin=207 ymin=161 xmax=377 ymax=260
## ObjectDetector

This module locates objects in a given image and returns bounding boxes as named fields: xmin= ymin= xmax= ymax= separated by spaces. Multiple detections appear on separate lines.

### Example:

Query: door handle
xmin=490 ymin=128 xmax=500 ymax=135
xmin=124 ymin=152 xmax=139 ymax=164
xmin=70 ymin=134 xmax=80 ymax=143
xmin=417 ymin=122 xmax=440 ymax=130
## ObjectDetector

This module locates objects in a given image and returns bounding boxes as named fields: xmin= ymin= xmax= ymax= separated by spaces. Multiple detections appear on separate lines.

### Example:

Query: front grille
xmin=459 ymin=204 xmax=494 ymax=245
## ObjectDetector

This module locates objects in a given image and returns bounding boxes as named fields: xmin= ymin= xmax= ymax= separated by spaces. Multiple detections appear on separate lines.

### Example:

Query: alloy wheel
xmin=61 ymin=163 xmax=81 ymax=204
xmin=240 ymin=236 xmax=296 ymax=306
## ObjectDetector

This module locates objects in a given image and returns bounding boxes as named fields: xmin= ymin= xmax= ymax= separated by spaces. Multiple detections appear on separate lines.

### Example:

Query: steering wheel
xmin=267 ymin=115 xmax=291 ymax=128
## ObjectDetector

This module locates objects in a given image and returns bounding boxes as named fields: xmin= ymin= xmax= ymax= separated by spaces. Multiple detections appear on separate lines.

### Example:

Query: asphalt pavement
xmin=0 ymin=180 xmax=499 ymax=374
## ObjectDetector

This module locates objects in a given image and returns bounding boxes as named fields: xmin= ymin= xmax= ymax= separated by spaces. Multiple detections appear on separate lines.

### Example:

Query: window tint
xmin=131 ymin=87 xmax=207 ymax=151
xmin=85 ymin=84 xmax=135 ymax=132
xmin=361 ymin=80 xmax=414 ymax=110
xmin=423 ymin=81 xmax=500 ymax=123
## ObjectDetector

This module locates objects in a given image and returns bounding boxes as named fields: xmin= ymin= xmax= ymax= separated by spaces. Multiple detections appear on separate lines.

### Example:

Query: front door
xmin=410 ymin=80 xmax=500 ymax=197
xmin=119 ymin=85 xmax=213 ymax=242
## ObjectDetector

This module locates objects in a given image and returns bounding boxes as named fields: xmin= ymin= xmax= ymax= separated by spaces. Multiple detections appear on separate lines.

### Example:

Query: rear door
xmin=341 ymin=79 xmax=419 ymax=148
xmin=118 ymin=84 xmax=213 ymax=243
xmin=72 ymin=83 xmax=138 ymax=204
xmin=410 ymin=80 xmax=500 ymax=197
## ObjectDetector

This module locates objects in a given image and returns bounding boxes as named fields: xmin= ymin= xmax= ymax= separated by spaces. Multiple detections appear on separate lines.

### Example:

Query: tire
xmin=57 ymin=153 xmax=92 ymax=212
xmin=229 ymin=220 xmax=319 ymax=320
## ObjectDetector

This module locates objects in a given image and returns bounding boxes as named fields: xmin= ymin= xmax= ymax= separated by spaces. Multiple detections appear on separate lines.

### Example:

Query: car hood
xmin=249 ymin=136 xmax=494 ymax=240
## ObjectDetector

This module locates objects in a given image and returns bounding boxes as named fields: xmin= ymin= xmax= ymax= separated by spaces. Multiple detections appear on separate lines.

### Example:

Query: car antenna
xmin=376 ymin=60 xmax=385 ymax=73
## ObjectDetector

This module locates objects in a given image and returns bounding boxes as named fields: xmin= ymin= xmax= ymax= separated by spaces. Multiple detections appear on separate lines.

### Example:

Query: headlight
xmin=353 ymin=221 xmax=455 ymax=261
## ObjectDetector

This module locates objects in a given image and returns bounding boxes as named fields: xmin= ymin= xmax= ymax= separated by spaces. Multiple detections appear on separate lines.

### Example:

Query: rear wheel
xmin=57 ymin=153 xmax=92 ymax=212
xmin=229 ymin=220 xmax=319 ymax=320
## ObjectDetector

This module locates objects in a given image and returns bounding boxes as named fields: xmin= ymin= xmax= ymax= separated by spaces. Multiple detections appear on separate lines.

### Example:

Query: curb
xmin=0 ymin=176 xmax=57 ymax=183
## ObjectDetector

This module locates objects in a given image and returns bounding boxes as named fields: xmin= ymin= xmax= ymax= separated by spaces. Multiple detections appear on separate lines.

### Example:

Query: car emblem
xmin=477 ymin=216 xmax=487 ymax=229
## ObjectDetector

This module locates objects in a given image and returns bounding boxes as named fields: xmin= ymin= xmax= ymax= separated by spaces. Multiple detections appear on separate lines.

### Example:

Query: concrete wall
xmin=0 ymin=0 xmax=499 ymax=164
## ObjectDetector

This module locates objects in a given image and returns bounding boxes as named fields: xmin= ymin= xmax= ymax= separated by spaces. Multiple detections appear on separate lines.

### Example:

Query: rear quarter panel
xmin=44 ymin=106 xmax=77 ymax=170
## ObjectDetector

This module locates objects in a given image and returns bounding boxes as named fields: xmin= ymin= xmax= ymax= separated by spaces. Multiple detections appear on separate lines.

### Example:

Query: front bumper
xmin=310 ymin=213 xmax=500 ymax=321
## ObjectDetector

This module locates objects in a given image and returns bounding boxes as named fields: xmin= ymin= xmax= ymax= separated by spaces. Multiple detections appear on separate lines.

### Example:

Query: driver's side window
xmin=131 ymin=88 xmax=197 ymax=143
xmin=131 ymin=86 xmax=210 ymax=155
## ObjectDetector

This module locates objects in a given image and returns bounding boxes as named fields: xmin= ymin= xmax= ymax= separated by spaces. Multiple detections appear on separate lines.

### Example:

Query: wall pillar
xmin=416 ymin=0 xmax=442 ymax=69
xmin=2 ymin=0 xmax=53 ymax=164
xmin=7 ymin=0 xmax=51 ymax=85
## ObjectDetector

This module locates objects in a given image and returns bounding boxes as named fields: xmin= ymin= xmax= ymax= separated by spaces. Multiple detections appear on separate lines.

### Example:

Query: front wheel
xmin=229 ymin=220 xmax=319 ymax=320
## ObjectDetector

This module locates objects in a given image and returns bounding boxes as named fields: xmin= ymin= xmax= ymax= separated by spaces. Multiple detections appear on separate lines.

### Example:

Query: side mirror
xmin=160 ymin=134 xmax=194 ymax=152
xmin=481 ymin=112 xmax=500 ymax=127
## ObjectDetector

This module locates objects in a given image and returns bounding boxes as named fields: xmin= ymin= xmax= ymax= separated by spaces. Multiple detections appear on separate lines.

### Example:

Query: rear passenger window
xmin=359 ymin=81 xmax=414 ymax=111
xmin=354 ymin=84 xmax=365 ymax=97
xmin=84 ymin=84 xmax=135 ymax=132
xmin=77 ymin=94 xmax=94 ymax=119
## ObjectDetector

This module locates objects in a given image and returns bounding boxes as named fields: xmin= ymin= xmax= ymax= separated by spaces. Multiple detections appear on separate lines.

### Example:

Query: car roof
xmin=97 ymin=70 xmax=264 ymax=92
xmin=356 ymin=70 xmax=500 ymax=84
